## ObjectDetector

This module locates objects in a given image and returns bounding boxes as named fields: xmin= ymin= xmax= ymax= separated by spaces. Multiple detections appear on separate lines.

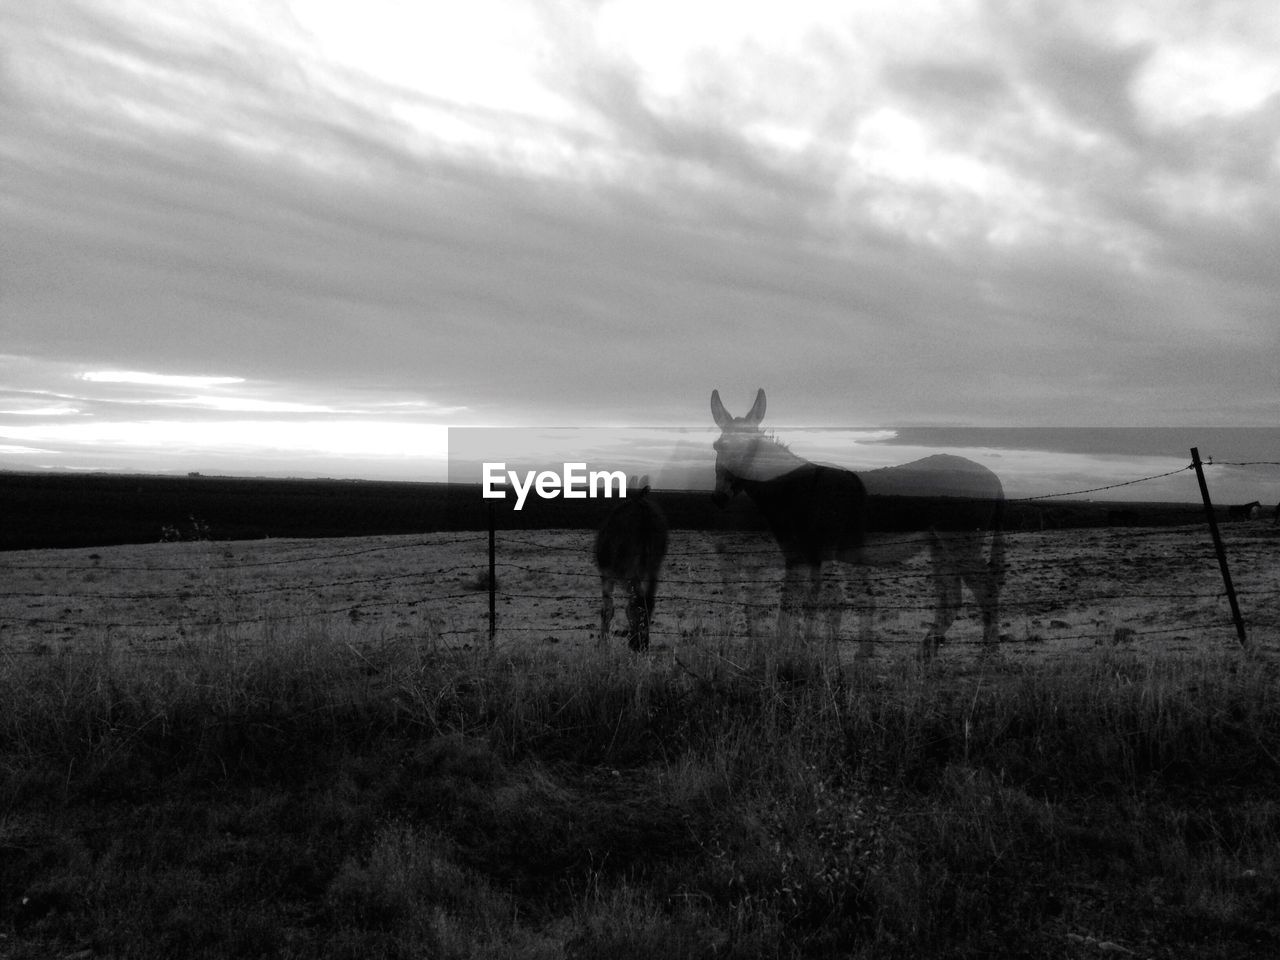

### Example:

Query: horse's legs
xmin=599 ymin=576 xmax=615 ymax=645
xmin=847 ymin=567 xmax=876 ymax=660
xmin=628 ymin=574 xmax=659 ymax=652
xmin=962 ymin=562 xmax=1001 ymax=650
xmin=923 ymin=544 xmax=962 ymax=660
xmin=818 ymin=563 xmax=844 ymax=656
xmin=644 ymin=573 xmax=658 ymax=626
xmin=798 ymin=562 xmax=823 ymax=642
xmin=624 ymin=577 xmax=646 ymax=651
xmin=777 ymin=561 xmax=807 ymax=642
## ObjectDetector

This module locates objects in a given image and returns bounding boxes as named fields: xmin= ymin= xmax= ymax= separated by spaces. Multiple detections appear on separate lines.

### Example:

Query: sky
xmin=2 ymin=1 xmax=1279 ymax=497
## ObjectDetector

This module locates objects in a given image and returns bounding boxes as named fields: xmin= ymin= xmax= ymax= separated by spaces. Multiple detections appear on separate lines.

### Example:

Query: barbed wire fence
xmin=0 ymin=456 xmax=1277 ymax=660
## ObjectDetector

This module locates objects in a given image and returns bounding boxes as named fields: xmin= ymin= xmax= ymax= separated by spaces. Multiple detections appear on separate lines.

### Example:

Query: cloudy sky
xmin=2 ymin=1 xmax=1279 ymax=486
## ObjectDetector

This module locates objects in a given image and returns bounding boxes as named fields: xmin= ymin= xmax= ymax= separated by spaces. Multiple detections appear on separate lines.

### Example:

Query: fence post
xmin=488 ymin=500 xmax=496 ymax=649
xmin=1190 ymin=447 xmax=1248 ymax=649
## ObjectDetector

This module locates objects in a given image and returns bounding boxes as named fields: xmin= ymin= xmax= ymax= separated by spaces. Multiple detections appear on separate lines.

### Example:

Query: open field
xmin=2 ymin=522 xmax=1278 ymax=659
xmin=2 ymin=522 xmax=1279 ymax=958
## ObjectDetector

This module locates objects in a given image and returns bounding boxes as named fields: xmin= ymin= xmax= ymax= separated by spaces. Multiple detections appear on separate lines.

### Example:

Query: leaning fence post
xmin=1190 ymin=447 xmax=1248 ymax=649
xmin=487 ymin=500 xmax=496 ymax=649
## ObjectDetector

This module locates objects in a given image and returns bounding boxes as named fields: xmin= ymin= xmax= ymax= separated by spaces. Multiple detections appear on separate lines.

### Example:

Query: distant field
xmin=2 ymin=522 xmax=1276 ymax=659
xmin=0 ymin=471 xmax=1216 ymax=552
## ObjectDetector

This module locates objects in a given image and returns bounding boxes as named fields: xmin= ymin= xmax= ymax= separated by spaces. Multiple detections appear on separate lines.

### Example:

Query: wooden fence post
xmin=488 ymin=500 xmax=496 ymax=649
xmin=1190 ymin=447 xmax=1248 ymax=649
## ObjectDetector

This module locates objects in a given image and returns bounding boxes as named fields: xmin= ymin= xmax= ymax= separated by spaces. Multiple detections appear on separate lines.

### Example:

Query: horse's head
xmin=710 ymin=388 xmax=766 ymax=507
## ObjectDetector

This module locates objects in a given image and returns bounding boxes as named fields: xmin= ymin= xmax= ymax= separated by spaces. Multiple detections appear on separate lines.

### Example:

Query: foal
xmin=594 ymin=479 xmax=668 ymax=651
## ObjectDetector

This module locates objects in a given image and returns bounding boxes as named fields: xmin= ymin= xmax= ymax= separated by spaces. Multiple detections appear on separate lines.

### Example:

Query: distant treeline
xmin=0 ymin=472 xmax=1212 ymax=551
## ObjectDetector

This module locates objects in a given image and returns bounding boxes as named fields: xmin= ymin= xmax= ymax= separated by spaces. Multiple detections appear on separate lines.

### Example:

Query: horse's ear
xmin=638 ymin=474 xmax=651 ymax=494
xmin=745 ymin=388 xmax=766 ymax=425
xmin=711 ymin=389 xmax=730 ymax=428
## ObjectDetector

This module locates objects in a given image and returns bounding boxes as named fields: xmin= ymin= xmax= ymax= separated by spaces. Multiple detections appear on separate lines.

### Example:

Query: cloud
xmin=3 ymin=0 xmax=1280 ymax=486
xmin=81 ymin=371 xmax=245 ymax=388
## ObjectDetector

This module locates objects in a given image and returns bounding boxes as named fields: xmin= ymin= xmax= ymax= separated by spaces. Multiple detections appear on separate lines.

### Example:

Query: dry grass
xmin=2 ymin=615 xmax=1279 ymax=958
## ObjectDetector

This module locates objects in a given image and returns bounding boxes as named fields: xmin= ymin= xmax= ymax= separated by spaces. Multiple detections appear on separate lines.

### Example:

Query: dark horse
xmin=594 ymin=478 xmax=668 ymax=651
xmin=711 ymin=388 xmax=1005 ymax=660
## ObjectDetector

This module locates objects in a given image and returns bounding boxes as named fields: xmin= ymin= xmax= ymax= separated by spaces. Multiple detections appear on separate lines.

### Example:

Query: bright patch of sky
xmin=81 ymin=371 xmax=245 ymax=388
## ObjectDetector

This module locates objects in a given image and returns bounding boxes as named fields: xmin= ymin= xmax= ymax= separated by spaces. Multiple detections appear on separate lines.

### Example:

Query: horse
xmin=710 ymin=388 xmax=1005 ymax=661
xmin=1227 ymin=501 xmax=1261 ymax=521
xmin=594 ymin=477 xmax=668 ymax=651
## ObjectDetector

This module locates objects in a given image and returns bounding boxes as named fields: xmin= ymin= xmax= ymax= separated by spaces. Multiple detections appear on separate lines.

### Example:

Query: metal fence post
xmin=1190 ymin=447 xmax=1248 ymax=649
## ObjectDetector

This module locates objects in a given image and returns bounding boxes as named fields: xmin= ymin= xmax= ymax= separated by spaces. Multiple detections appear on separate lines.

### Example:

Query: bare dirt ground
xmin=1 ymin=522 xmax=1277 ymax=663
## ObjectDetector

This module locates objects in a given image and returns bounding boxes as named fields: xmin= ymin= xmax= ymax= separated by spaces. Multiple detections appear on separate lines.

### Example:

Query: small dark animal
xmin=594 ymin=478 xmax=668 ymax=651
xmin=1227 ymin=501 xmax=1261 ymax=521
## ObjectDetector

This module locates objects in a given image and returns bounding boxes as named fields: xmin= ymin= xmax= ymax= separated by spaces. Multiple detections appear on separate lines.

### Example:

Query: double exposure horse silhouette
xmin=711 ymin=389 xmax=1005 ymax=660
xmin=594 ymin=478 xmax=668 ymax=651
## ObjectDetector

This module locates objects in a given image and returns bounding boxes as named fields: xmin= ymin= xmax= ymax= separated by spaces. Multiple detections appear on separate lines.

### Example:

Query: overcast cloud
xmin=2 ymin=1 xmax=1278 ymax=480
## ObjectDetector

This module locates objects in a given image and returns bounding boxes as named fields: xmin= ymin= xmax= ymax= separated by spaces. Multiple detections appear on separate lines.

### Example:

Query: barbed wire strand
xmin=1007 ymin=464 xmax=1198 ymax=502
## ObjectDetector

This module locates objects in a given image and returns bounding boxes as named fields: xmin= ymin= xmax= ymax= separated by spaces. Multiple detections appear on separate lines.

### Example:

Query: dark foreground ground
xmin=1 ymin=634 xmax=1278 ymax=959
